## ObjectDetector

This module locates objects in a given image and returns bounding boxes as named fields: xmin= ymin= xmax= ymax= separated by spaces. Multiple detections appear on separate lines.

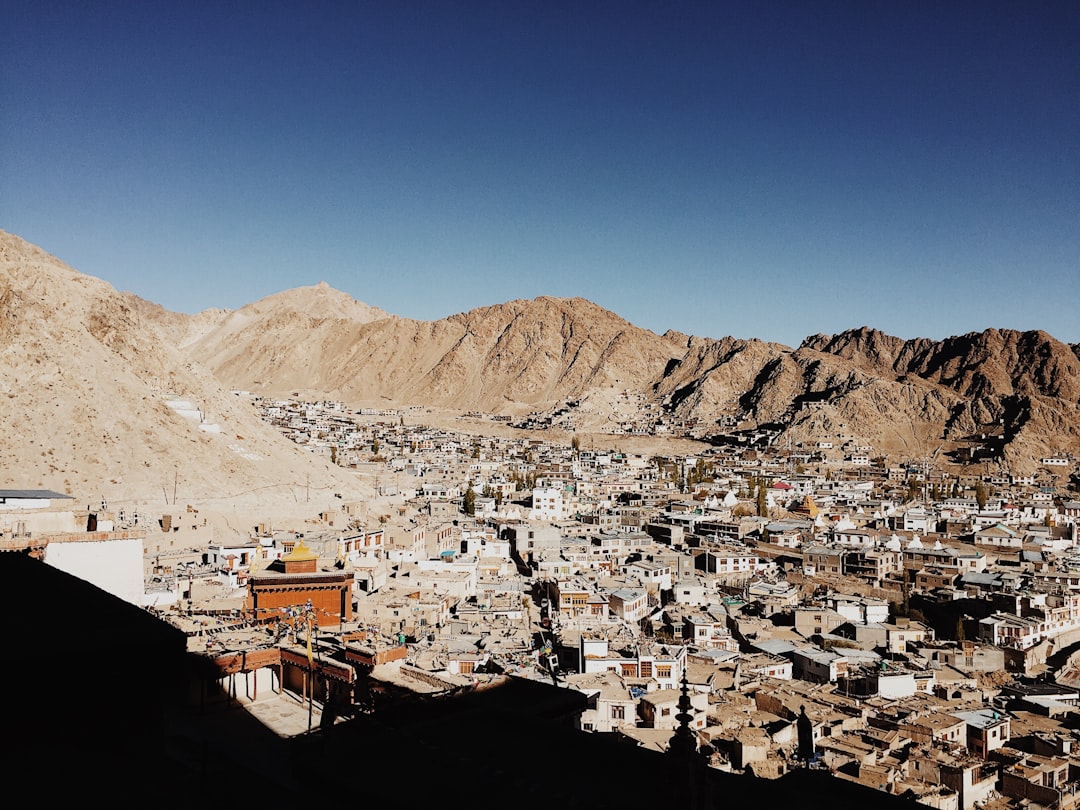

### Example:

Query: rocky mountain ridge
xmin=182 ymin=277 xmax=1080 ymax=475
xmin=4 ymin=230 xmax=1079 ymax=488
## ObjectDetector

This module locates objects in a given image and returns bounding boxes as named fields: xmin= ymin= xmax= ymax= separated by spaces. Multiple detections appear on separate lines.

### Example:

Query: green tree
xmin=694 ymin=458 xmax=708 ymax=484
xmin=906 ymin=478 xmax=919 ymax=502
xmin=756 ymin=480 xmax=768 ymax=517
xmin=372 ymin=438 xmax=380 ymax=455
xmin=571 ymin=435 xmax=581 ymax=453
xmin=330 ymin=445 xmax=338 ymax=465
xmin=687 ymin=459 xmax=709 ymax=488
xmin=974 ymin=481 xmax=988 ymax=510
xmin=463 ymin=485 xmax=476 ymax=516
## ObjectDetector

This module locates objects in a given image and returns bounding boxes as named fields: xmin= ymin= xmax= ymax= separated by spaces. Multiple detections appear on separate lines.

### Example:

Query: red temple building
xmin=247 ymin=540 xmax=353 ymax=627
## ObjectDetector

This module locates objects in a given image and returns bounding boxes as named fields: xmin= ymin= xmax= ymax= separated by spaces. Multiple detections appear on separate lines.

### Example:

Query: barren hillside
xmin=5 ymin=231 xmax=1079 ymax=485
xmin=0 ymin=231 xmax=366 ymax=515
xmin=801 ymin=328 xmax=1080 ymax=472
xmin=181 ymin=270 xmax=1080 ymax=474
xmin=188 ymin=292 xmax=691 ymax=411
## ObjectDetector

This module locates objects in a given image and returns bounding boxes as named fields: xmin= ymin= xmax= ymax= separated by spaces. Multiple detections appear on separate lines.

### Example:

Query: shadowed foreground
xmin=1 ymin=552 xmax=911 ymax=809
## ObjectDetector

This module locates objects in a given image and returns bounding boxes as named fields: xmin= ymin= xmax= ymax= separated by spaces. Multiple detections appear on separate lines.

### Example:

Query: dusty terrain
xmin=2 ymin=228 xmax=1078 ymax=539
xmin=0 ymin=231 xmax=367 ymax=524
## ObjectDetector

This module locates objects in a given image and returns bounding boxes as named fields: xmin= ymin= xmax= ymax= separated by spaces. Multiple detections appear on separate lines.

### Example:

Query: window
xmin=640 ymin=661 xmax=652 ymax=678
xmin=611 ymin=705 xmax=625 ymax=720
xmin=656 ymin=665 xmax=672 ymax=679
xmin=459 ymin=661 xmax=474 ymax=674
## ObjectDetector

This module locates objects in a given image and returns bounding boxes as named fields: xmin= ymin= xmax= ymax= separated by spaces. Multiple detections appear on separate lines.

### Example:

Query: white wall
xmin=45 ymin=536 xmax=145 ymax=604
xmin=878 ymin=671 xmax=918 ymax=699
xmin=0 ymin=497 xmax=54 ymax=510
xmin=0 ymin=509 xmax=81 ymax=533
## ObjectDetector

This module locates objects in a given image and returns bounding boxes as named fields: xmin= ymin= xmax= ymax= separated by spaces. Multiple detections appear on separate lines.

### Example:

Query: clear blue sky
xmin=2 ymin=1 xmax=1077 ymax=347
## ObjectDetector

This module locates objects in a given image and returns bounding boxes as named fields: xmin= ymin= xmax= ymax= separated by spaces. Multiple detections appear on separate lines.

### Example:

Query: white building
xmin=530 ymin=487 xmax=566 ymax=521
xmin=608 ymin=587 xmax=649 ymax=622
xmin=0 ymin=489 xmax=76 ymax=511
xmin=829 ymin=595 xmax=890 ymax=625
xmin=45 ymin=531 xmax=146 ymax=605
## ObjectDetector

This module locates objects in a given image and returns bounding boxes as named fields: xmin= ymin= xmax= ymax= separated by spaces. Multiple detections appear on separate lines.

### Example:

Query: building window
xmin=656 ymin=665 xmax=672 ymax=679
xmin=459 ymin=661 xmax=474 ymax=674
xmin=640 ymin=661 xmax=652 ymax=678
xmin=611 ymin=705 xmax=625 ymax=720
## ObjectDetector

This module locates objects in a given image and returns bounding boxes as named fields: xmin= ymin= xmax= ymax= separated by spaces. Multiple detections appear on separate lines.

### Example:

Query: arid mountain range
xmin=3 ymin=230 xmax=1079 ymax=508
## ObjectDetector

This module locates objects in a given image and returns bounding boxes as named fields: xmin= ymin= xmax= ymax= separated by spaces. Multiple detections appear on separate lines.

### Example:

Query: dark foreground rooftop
xmin=1 ymin=552 xmax=913 ymax=809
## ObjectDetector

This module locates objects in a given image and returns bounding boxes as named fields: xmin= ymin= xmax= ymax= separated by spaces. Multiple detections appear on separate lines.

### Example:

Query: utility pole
xmin=307 ymin=612 xmax=314 ymax=734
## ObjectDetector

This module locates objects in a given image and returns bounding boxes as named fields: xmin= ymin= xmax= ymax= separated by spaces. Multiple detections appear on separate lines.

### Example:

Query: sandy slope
xmin=0 ymin=231 xmax=372 ymax=525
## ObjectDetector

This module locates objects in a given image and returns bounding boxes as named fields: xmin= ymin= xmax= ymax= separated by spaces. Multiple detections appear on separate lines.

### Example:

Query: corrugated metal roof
xmin=0 ymin=489 xmax=73 ymax=500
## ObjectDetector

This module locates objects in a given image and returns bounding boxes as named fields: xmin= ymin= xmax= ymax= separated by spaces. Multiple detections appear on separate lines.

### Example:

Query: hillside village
xmin=6 ymin=394 xmax=1080 ymax=810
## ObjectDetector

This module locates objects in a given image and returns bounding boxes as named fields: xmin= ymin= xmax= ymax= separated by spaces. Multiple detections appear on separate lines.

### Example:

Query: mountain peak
xmin=242 ymin=282 xmax=391 ymax=324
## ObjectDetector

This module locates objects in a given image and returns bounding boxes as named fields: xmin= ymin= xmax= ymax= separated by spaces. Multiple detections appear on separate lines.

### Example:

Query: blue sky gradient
xmin=2 ymin=1 xmax=1077 ymax=347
